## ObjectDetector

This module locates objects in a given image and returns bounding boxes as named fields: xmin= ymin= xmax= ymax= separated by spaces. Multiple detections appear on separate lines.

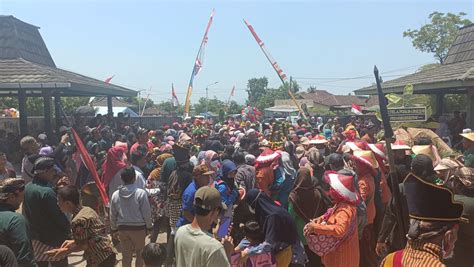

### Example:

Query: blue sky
xmin=1 ymin=0 xmax=472 ymax=104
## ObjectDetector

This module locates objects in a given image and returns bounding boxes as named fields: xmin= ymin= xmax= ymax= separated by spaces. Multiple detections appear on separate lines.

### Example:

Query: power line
xmin=292 ymin=62 xmax=429 ymax=82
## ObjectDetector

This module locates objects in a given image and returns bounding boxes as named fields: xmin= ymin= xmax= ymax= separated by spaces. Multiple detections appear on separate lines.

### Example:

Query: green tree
xmin=193 ymin=97 xmax=226 ymax=114
xmin=228 ymin=101 xmax=243 ymax=115
xmin=403 ymin=12 xmax=471 ymax=63
xmin=60 ymin=97 xmax=89 ymax=114
xmin=246 ymin=77 xmax=268 ymax=106
xmin=155 ymin=101 xmax=184 ymax=114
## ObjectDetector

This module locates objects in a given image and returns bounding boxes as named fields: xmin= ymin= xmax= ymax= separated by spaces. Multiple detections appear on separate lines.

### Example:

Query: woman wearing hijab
xmin=275 ymin=150 xmax=297 ymax=208
xmin=289 ymin=168 xmax=330 ymax=267
xmin=215 ymin=159 xmax=239 ymax=221
xmin=283 ymin=141 xmax=299 ymax=170
xmin=304 ymin=171 xmax=360 ymax=267
xmin=201 ymin=150 xmax=220 ymax=175
xmin=101 ymin=146 xmax=127 ymax=198
xmin=148 ymin=152 xmax=174 ymax=242
xmin=245 ymin=188 xmax=298 ymax=267
xmin=306 ymin=148 xmax=325 ymax=185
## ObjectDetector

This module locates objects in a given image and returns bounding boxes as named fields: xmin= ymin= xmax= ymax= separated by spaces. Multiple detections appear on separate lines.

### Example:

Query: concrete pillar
xmin=18 ymin=90 xmax=27 ymax=137
xmin=43 ymin=90 xmax=52 ymax=139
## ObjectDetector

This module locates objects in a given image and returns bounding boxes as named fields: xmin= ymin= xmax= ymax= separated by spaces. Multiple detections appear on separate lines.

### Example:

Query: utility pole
xmin=205 ymin=81 xmax=219 ymax=117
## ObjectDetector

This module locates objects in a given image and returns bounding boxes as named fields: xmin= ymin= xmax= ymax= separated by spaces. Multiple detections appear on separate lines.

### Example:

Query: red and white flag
xmin=351 ymin=103 xmax=363 ymax=115
xmin=172 ymin=83 xmax=179 ymax=107
xmin=104 ymin=75 xmax=115 ymax=84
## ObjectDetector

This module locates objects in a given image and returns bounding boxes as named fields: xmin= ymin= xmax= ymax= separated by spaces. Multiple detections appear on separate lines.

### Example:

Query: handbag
xmin=304 ymin=204 xmax=357 ymax=257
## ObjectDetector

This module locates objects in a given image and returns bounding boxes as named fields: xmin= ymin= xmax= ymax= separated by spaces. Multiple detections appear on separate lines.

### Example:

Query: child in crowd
xmin=142 ymin=243 xmax=167 ymax=267
xmin=231 ymin=221 xmax=276 ymax=267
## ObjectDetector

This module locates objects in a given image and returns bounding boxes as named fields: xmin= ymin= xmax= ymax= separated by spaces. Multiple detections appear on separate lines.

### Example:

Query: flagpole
xmin=184 ymin=9 xmax=215 ymax=118
xmin=226 ymin=85 xmax=235 ymax=113
xmin=243 ymin=20 xmax=306 ymax=120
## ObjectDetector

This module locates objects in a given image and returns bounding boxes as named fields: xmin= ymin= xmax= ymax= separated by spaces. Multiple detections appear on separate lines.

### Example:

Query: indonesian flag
xmin=172 ymin=83 xmax=179 ymax=107
xmin=351 ymin=103 xmax=363 ymax=115
xmin=230 ymin=86 xmax=235 ymax=97
xmin=71 ymin=128 xmax=109 ymax=205
xmin=104 ymin=75 xmax=115 ymax=84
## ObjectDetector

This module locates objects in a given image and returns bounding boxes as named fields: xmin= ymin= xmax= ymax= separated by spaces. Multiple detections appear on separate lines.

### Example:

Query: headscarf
xmin=148 ymin=153 xmax=173 ymax=181
xmin=39 ymin=146 xmax=54 ymax=156
xmin=197 ymin=151 xmax=206 ymax=163
xmin=101 ymin=146 xmax=127 ymax=186
xmin=289 ymin=168 xmax=328 ymax=222
xmin=284 ymin=141 xmax=299 ymax=170
xmin=245 ymin=189 xmax=297 ymax=247
xmin=279 ymin=151 xmax=297 ymax=179
xmin=219 ymin=159 xmax=237 ymax=190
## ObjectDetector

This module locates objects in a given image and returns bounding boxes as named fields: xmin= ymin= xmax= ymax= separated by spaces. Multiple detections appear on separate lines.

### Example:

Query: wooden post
xmin=467 ymin=88 xmax=474 ymax=129
xmin=107 ymin=96 xmax=113 ymax=117
xmin=54 ymin=91 xmax=62 ymax=139
xmin=18 ymin=89 xmax=28 ymax=137
xmin=435 ymin=93 xmax=444 ymax=117
xmin=43 ymin=90 xmax=53 ymax=139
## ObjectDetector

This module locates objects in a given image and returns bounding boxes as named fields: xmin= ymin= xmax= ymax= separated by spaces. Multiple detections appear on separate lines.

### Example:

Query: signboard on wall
xmin=388 ymin=106 xmax=427 ymax=122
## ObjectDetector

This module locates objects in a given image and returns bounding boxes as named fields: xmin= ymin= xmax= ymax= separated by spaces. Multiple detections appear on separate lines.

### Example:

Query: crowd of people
xmin=0 ymin=113 xmax=473 ymax=267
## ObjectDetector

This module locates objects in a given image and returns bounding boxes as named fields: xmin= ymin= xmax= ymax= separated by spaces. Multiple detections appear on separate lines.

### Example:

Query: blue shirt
xmin=176 ymin=181 xmax=198 ymax=228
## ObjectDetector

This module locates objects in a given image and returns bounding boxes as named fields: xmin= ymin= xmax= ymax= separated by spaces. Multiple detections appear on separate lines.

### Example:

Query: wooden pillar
xmin=435 ymin=93 xmax=444 ymax=117
xmin=43 ymin=90 xmax=53 ymax=139
xmin=54 ymin=92 xmax=62 ymax=137
xmin=467 ymin=88 xmax=474 ymax=129
xmin=107 ymin=96 xmax=113 ymax=116
xmin=18 ymin=89 xmax=28 ymax=137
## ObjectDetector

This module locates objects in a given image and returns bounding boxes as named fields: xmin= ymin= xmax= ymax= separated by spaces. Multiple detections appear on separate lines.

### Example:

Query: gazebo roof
xmin=355 ymin=24 xmax=474 ymax=95
xmin=0 ymin=58 xmax=137 ymax=96
xmin=0 ymin=15 xmax=136 ymax=97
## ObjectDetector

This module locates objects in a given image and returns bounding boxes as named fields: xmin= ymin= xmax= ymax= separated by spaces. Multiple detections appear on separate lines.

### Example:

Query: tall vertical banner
xmin=183 ymin=9 xmax=215 ymax=117
xmin=243 ymin=19 xmax=287 ymax=83
xmin=243 ymin=19 xmax=306 ymax=119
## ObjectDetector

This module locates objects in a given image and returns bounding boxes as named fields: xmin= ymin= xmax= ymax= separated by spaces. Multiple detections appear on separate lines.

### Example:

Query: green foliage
xmin=246 ymin=77 xmax=300 ymax=111
xmin=246 ymin=77 xmax=269 ymax=106
xmin=193 ymin=97 xmax=226 ymax=114
xmin=227 ymin=101 xmax=243 ymax=115
xmin=403 ymin=12 xmax=471 ymax=63
xmin=443 ymin=94 xmax=467 ymax=113
xmin=155 ymin=101 xmax=184 ymax=114
xmin=60 ymin=97 xmax=89 ymax=114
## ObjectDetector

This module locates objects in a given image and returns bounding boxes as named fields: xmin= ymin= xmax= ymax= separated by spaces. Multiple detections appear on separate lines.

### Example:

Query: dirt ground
xmin=67 ymin=233 xmax=167 ymax=266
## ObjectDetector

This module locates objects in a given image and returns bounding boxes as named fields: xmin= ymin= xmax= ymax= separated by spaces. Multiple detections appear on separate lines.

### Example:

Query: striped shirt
xmin=380 ymin=240 xmax=445 ymax=267
xmin=71 ymin=206 xmax=116 ymax=266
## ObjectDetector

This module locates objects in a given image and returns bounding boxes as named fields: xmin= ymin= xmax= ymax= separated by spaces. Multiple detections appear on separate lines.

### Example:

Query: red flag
xmin=230 ymin=86 xmax=235 ymax=97
xmin=104 ymin=75 xmax=115 ymax=84
xmin=351 ymin=103 xmax=363 ymax=115
xmin=71 ymin=128 xmax=109 ymax=205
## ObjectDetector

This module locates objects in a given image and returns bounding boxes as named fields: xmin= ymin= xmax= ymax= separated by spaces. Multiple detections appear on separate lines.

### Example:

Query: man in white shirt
xmin=174 ymin=186 xmax=234 ymax=267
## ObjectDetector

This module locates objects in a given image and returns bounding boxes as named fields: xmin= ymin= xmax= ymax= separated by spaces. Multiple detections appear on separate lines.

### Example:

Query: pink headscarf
xmin=102 ymin=146 xmax=127 ymax=186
